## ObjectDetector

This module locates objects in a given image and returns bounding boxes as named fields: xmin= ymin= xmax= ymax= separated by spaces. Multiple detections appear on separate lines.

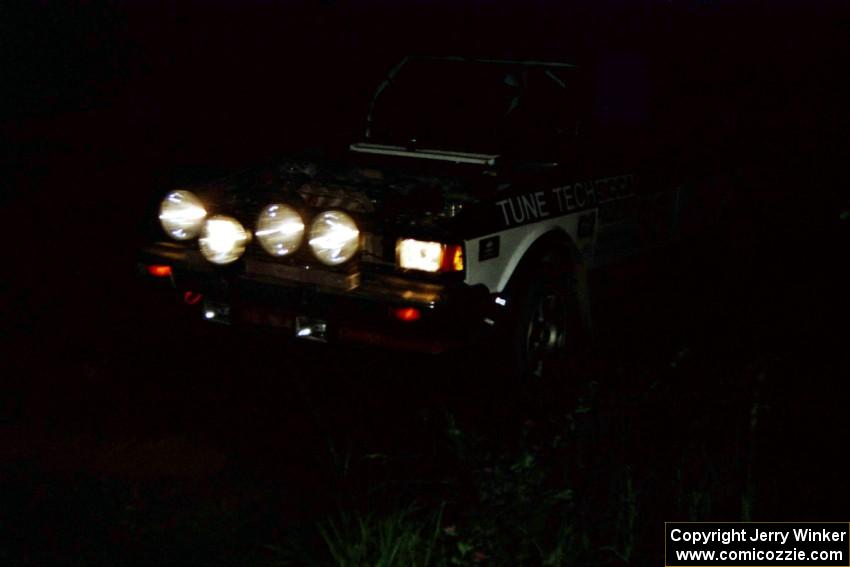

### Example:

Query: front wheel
xmin=507 ymin=256 xmax=589 ymax=385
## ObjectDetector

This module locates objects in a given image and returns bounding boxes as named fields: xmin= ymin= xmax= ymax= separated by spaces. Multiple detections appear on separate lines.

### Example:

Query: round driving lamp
xmin=255 ymin=204 xmax=304 ymax=257
xmin=308 ymin=210 xmax=360 ymax=266
xmin=199 ymin=215 xmax=251 ymax=265
xmin=159 ymin=190 xmax=207 ymax=240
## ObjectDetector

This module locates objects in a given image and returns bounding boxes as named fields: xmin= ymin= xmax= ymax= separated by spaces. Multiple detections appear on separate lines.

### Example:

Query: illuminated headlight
xmin=159 ymin=190 xmax=207 ymax=240
xmin=199 ymin=215 xmax=251 ymax=265
xmin=255 ymin=204 xmax=304 ymax=256
xmin=397 ymin=239 xmax=464 ymax=272
xmin=308 ymin=210 xmax=360 ymax=266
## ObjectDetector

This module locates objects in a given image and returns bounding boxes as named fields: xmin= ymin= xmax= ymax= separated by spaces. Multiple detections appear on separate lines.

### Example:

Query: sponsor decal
xmin=578 ymin=212 xmax=596 ymax=238
xmin=478 ymin=236 xmax=500 ymax=261
xmin=494 ymin=174 xmax=634 ymax=229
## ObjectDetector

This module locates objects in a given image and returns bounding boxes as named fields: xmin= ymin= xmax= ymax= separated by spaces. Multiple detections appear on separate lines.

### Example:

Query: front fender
xmin=464 ymin=214 xmax=587 ymax=293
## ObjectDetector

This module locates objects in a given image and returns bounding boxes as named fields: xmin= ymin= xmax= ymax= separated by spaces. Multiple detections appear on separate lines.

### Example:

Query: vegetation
xmin=264 ymin=349 xmax=772 ymax=566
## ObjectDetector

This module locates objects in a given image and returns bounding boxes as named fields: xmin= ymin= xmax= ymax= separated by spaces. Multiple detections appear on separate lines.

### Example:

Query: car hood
xmin=188 ymin=153 xmax=508 ymax=235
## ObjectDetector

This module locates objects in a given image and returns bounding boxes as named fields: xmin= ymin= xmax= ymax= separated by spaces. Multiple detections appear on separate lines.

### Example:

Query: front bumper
xmin=139 ymin=242 xmax=494 ymax=353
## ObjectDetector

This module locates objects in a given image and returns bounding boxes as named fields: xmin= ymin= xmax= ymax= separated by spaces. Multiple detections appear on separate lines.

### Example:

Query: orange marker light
xmin=147 ymin=265 xmax=173 ymax=277
xmin=439 ymin=244 xmax=464 ymax=272
xmin=394 ymin=307 xmax=422 ymax=322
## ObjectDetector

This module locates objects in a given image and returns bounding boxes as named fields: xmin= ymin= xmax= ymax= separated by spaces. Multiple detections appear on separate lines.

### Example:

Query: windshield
xmin=367 ymin=58 xmax=579 ymax=156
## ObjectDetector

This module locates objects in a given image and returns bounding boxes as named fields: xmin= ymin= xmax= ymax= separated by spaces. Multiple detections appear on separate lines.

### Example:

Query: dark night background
xmin=1 ymin=1 xmax=849 ymax=565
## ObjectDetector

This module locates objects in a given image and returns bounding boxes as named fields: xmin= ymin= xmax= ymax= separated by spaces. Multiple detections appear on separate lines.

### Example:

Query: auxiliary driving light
xmin=159 ymin=190 xmax=207 ymax=240
xmin=255 ymin=203 xmax=304 ymax=256
xmin=308 ymin=210 xmax=360 ymax=266
xmin=199 ymin=215 xmax=251 ymax=265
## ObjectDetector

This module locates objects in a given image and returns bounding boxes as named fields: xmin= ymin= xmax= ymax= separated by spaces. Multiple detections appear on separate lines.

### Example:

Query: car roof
xmin=404 ymin=55 xmax=578 ymax=69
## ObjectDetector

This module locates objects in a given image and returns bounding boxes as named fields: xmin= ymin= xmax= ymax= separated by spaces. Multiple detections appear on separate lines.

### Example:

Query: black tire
xmin=506 ymin=252 xmax=589 ymax=388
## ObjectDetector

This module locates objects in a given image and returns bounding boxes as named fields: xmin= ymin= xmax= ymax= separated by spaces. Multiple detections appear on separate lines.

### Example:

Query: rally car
xmin=139 ymin=56 xmax=705 ymax=380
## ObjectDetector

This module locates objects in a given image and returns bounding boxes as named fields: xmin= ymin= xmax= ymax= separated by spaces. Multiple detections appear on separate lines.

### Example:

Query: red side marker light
xmin=147 ymin=265 xmax=173 ymax=277
xmin=394 ymin=306 xmax=421 ymax=322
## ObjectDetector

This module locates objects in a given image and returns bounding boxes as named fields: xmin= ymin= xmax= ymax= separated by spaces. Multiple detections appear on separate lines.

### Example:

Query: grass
xmin=259 ymin=333 xmax=790 ymax=566
xmin=317 ymin=505 xmax=444 ymax=567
